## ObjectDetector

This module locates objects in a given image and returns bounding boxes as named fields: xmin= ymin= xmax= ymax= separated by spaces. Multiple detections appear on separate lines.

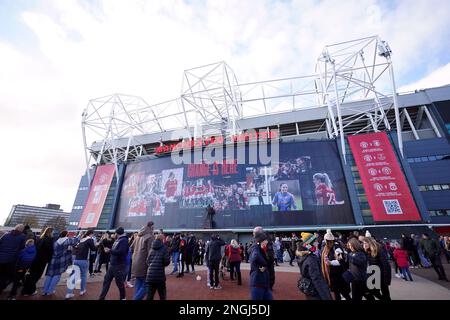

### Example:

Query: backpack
xmin=297 ymin=255 xmax=318 ymax=297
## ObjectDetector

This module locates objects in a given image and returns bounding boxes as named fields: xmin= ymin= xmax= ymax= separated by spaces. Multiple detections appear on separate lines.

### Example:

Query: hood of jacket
xmin=80 ymin=236 xmax=92 ymax=243
xmin=152 ymin=239 xmax=163 ymax=250
xmin=138 ymin=226 xmax=152 ymax=237
xmin=56 ymin=237 xmax=68 ymax=245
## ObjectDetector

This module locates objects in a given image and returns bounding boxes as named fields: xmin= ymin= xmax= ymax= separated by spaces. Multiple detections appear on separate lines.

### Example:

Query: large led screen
xmin=115 ymin=140 xmax=354 ymax=229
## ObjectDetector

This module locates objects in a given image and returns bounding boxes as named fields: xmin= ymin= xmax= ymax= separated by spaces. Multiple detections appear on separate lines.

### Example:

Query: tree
xmin=22 ymin=215 xmax=38 ymax=228
xmin=45 ymin=215 xmax=68 ymax=233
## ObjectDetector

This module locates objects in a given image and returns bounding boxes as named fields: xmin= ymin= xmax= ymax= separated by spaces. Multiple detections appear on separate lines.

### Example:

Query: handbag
xmin=297 ymin=277 xmax=318 ymax=297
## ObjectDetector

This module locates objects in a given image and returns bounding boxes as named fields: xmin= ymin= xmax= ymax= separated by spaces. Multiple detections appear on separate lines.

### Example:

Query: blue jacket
xmin=249 ymin=243 xmax=269 ymax=288
xmin=0 ymin=230 xmax=26 ymax=264
xmin=17 ymin=245 xmax=37 ymax=269
xmin=110 ymin=235 xmax=129 ymax=266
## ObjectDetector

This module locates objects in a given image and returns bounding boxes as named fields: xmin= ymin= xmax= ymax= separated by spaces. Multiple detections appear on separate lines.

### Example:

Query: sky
xmin=1 ymin=0 xmax=450 ymax=225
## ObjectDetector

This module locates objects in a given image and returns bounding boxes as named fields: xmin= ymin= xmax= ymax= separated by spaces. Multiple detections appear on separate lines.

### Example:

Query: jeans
xmin=67 ymin=260 xmax=88 ymax=294
xmin=209 ymin=260 xmax=220 ymax=288
xmin=147 ymin=282 xmax=167 ymax=300
xmin=250 ymin=287 xmax=273 ymax=300
xmin=43 ymin=274 xmax=62 ymax=295
xmin=99 ymin=264 xmax=126 ymax=300
xmin=172 ymin=252 xmax=179 ymax=273
xmin=133 ymin=277 xmax=147 ymax=300
xmin=400 ymin=267 xmax=413 ymax=281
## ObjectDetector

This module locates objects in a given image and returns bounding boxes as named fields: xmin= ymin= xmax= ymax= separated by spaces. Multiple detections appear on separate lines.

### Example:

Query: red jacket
xmin=393 ymin=248 xmax=409 ymax=268
xmin=227 ymin=245 xmax=242 ymax=263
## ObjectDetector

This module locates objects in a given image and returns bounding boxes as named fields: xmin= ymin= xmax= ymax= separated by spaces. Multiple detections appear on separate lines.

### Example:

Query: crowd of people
xmin=0 ymin=223 xmax=449 ymax=301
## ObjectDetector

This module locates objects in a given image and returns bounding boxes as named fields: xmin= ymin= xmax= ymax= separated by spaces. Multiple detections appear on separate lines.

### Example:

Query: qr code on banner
xmin=383 ymin=199 xmax=403 ymax=215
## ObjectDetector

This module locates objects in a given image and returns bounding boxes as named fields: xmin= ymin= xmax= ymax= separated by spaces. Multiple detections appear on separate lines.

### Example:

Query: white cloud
xmin=399 ymin=62 xmax=450 ymax=92
xmin=0 ymin=0 xmax=449 ymax=224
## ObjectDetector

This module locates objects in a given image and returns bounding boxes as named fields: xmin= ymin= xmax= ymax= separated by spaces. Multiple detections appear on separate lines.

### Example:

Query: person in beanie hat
xmin=249 ymin=229 xmax=272 ymax=300
xmin=296 ymin=241 xmax=332 ymax=300
xmin=99 ymin=227 xmax=129 ymax=300
xmin=320 ymin=229 xmax=351 ymax=300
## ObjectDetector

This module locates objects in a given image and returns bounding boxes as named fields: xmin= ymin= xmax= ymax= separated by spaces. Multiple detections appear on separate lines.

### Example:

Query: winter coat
xmin=170 ymin=237 xmax=180 ymax=253
xmin=74 ymin=237 xmax=97 ymax=261
xmin=347 ymin=251 xmax=368 ymax=282
xmin=110 ymin=234 xmax=129 ymax=266
xmin=98 ymin=238 xmax=113 ymax=264
xmin=28 ymin=235 xmax=54 ymax=279
xmin=420 ymin=238 xmax=440 ymax=258
xmin=17 ymin=245 xmax=37 ymax=269
xmin=321 ymin=246 xmax=350 ymax=293
xmin=146 ymin=239 xmax=170 ymax=283
xmin=393 ymin=248 xmax=410 ymax=268
xmin=227 ymin=245 xmax=242 ymax=263
xmin=208 ymin=237 xmax=226 ymax=263
xmin=0 ymin=230 xmax=26 ymax=264
xmin=131 ymin=226 xmax=155 ymax=278
xmin=366 ymin=245 xmax=392 ymax=286
xmin=402 ymin=237 xmax=414 ymax=251
xmin=297 ymin=252 xmax=332 ymax=300
xmin=46 ymin=236 xmax=80 ymax=276
xmin=249 ymin=243 xmax=269 ymax=288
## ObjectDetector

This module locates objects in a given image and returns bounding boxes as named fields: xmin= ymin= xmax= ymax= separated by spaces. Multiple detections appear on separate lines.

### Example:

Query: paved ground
xmin=1 ymin=261 xmax=449 ymax=300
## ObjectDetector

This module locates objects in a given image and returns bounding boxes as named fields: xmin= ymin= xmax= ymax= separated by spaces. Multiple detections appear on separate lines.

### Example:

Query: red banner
xmin=78 ymin=164 xmax=115 ymax=228
xmin=348 ymin=132 xmax=421 ymax=222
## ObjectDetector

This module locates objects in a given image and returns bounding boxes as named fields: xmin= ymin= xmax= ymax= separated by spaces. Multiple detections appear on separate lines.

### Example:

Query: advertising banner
xmin=79 ymin=164 xmax=116 ymax=228
xmin=115 ymin=141 xmax=354 ymax=229
xmin=348 ymin=132 xmax=421 ymax=222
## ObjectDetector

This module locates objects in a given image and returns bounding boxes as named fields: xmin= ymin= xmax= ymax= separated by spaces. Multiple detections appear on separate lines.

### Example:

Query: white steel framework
xmin=82 ymin=35 xmax=429 ymax=180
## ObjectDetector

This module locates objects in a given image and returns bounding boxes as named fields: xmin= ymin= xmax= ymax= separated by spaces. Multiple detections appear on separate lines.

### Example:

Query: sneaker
xmin=395 ymin=273 xmax=401 ymax=278
xmin=80 ymin=290 xmax=86 ymax=296
xmin=121 ymin=298 xmax=127 ymax=300
xmin=65 ymin=293 xmax=75 ymax=299
xmin=126 ymin=281 xmax=134 ymax=288
xmin=214 ymin=285 xmax=222 ymax=290
xmin=209 ymin=286 xmax=214 ymax=290
xmin=31 ymin=291 xmax=38 ymax=296
xmin=7 ymin=296 xmax=16 ymax=301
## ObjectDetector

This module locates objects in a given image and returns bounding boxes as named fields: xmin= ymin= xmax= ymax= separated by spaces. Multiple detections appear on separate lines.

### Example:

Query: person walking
xmin=206 ymin=234 xmax=226 ymax=289
xmin=170 ymin=233 xmax=181 ymax=274
xmin=296 ymin=238 xmax=332 ymax=300
xmin=8 ymin=239 xmax=36 ymax=300
xmin=393 ymin=242 xmax=413 ymax=281
xmin=99 ymin=228 xmax=129 ymax=300
xmin=249 ymin=231 xmax=272 ymax=300
xmin=131 ymin=221 xmax=155 ymax=300
xmin=0 ymin=224 xmax=26 ymax=295
xmin=345 ymin=238 xmax=373 ymax=301
xmin=362 ymin=236 xmax=392 ymax=300
xmin=22 ymin=227 xmax=54 ymax=296
xmin=146 ymin=234 xmax=170 ymax=300
xmin=42 ymin=230 xmax=80 ymax=296
xmin=227 ymin=239 xmax=242 ymax=285
xmin=320 ymin=229 xmax=351 ymax=300
xmin=65 ymin=230 xmax=97 ymax=299
xmin=96 ymin=232 xmax=113 ymax=273
xmin=420 ymin=233 xmax=448 ymax=281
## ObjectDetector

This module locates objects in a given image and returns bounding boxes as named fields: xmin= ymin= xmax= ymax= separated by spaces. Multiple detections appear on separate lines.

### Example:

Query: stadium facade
xmin=68 ymin=36 xmax=450 ymax=242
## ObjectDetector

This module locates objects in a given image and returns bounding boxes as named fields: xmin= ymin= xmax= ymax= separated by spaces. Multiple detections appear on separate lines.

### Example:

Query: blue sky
xmin=0 ymin=0 xmax=449 ymax=225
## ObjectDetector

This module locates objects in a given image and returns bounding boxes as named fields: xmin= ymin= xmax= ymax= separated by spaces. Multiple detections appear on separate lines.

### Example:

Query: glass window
xmin=419 ymin=186 xmax=426 ymax=191
xmin=421 ymin=157 xmax=428 ymax=162
xmin=428 ymin=156 xmax=436 ymax=161
xmin=407 ymin=158 xmax=414 ymax=163
xmin=433 ymin=185 xmax=442 ymax=191
xmin=415 ymin=158 xmax=421 ymax=162
xmin=436 ymin=155 xmax=444 ymax=160
xmin=442 ymin=184 xmax=450 ymax=190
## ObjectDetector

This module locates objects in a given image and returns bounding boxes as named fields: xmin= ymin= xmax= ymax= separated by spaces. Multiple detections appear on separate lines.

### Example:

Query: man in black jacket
xmin=66 ymin=229 xmax=97 ymax=299
xmin=146 ymin=234 xmax=170 ymax=300
xmin=99 ymin=227 xmax=129 ymax=300
xmin=206 ymin=234 xmax=225 ymax=289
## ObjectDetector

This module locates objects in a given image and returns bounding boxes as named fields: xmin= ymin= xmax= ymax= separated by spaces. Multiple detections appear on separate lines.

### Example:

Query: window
xmin=433 ymin=185 xmax=442 ymax=191
xmin=419 ymin=186 xmax=426 ymax=191
xmin=442 ymin=184 xmax=450 ymax=190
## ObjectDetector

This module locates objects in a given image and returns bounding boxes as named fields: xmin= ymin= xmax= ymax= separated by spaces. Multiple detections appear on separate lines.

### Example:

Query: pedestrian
xmin=170 ymin=233 xmax=180 ymax=274
xmin=274 ymin=237 xmax=282 ymax=264
xmin=227 ymin=239 xmax=242 ymax=285
xmin=205 ymin=240 xmax=211 ymax=287
xmin=146 ymin=234 xmax=170 ymax=300
xmin=362 ymin=236 xmax=392 ymax=299
xmin=206 ymin=234 xmax=226 ymax=289
xmin=344 ymin=238 xmax=373 ymax=301
xmin=98 ymin=227 xmax=129 ymax=300
xmin=249 ymin=231 xmax=272 ymax=300
xmin=186 ymin=233 xmax=197 ymax=273
xmin=176 ymin=234 xmax=187 ymax=278
xmin=23 ymin=225 xmax=35 ymax=241
xmin=296 ymin=237 xmax=332 ymax=300
xmin=65 ymin=229 xmax=97 ymax=299
xmin=96 ymin=232 xmax=113 ymax=273
xmin=22 ymin=227 xmax=54 ymax=296
xmin=0 ymin=224 xmax=26 ymax=295
xmin=131 ymin=221 xmax=154 ymax=300
xmin=320 ymin=229 xmax=351 ymax=300
xmin=43 ymin=230 xmax=80 ymax=296
xmin=265 ymin=234 xmax=276 ymax=290
xmin=393 ymin=242 xmax=413 ymax=281
xmin=8 ymin=239 xmax=36 ymax=300
xmin=443 ymin=236 xmax=450 ymax=264
xmin=420 ymin=233 xmax=448 ymax=281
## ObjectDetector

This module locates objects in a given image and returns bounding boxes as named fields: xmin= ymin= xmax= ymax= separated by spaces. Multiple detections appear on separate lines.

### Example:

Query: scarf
xmin=321 ymin=245 xmax=331 ymax=287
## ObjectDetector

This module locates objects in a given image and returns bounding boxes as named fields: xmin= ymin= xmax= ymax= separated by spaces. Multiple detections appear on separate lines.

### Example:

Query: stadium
xmin=68 ymin=36 xmax=450 ymax=243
